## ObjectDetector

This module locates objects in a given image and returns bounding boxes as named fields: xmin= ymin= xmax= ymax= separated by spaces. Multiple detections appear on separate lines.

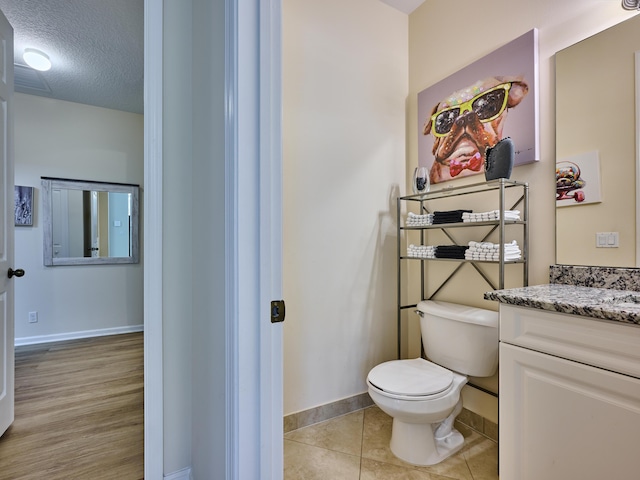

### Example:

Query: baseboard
xmin=164 ymin=467 xmax=193 ymax=480
xmin=456 ymin=407 xmax=498 ymax=442
xmin=284 ymin=392 xmax=374 ymax=433
xmin=14 ymin=324 xmax=144 ymax=347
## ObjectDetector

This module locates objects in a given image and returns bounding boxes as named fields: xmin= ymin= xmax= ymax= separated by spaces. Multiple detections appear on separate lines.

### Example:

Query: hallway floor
xmin=0 ymin=333 xmax=143 ymax=480
xmin=284 ymin=406 xmax=498 ymax=479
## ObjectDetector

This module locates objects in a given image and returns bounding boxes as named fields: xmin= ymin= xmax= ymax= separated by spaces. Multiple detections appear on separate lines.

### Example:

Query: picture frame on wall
xmin=15 ymin=185 xmax=34 ymax=226
xmin=417 ymin=29 xmax=540 ymax=185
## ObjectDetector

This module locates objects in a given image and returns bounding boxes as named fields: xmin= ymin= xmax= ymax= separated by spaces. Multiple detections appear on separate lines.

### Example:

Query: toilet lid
xmin=368 ymin=358 xmax=454 ymax=397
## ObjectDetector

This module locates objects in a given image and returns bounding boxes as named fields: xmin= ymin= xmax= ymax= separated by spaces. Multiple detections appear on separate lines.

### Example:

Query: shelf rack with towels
xmin=396 ymin=178 xmax=529 ymax=359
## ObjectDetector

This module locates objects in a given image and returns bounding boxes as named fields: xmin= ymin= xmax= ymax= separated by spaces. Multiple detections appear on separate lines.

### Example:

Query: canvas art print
xmin=417 ymin=29 xmax=539 ymax=185
xmin=15 ymin=185 xmax=34 ymax=226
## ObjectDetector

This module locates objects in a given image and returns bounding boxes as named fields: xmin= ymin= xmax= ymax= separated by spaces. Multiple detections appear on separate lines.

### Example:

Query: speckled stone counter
xmin=549 ymin=264 xmax=640 ymax=291
xmin=484 ymin=283 xmax=640 ymax=326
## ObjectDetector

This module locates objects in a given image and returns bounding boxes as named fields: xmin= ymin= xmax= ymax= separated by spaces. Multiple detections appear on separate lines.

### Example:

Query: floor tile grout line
xmin=283 ymin=437 xmax=361 ymax=459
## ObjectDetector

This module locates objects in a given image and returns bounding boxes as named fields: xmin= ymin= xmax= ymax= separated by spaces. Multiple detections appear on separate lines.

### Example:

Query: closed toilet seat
xmin=367 ymin=358 xmax=457 ymax=401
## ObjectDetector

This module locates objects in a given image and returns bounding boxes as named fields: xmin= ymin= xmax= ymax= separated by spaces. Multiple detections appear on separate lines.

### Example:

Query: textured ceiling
xmin=0 ymin=0 xmax=143 ymax=114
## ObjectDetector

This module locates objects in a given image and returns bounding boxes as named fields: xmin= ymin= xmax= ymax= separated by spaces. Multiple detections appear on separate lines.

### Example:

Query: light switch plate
xmin=596 ymin=232 xmax=619 ymax=248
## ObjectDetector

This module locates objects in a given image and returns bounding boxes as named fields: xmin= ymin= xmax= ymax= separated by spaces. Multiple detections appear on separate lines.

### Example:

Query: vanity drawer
xmin=499 ymin=304 xmax=640 ymax=379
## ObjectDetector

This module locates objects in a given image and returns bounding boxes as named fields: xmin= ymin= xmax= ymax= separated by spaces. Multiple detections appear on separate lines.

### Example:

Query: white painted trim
xmin=229 ymin=0 xmax=283 ymax=477
xmin=259 ymin=0 xmax=283 ymax=477
xmin=635 ymin=50 xmax=640 ymax=267
xmin=224 ymin=0 xmax=239 ymax=478
xmin=14 ymin=325 xmax=143 ymax=347
xmin=164 ymin=467 xmax=193 ymax=480
xmin=144 ymin=0 xmax=164 ymax=479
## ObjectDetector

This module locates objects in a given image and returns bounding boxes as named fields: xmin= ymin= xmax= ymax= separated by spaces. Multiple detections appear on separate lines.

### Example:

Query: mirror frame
xmin=41 ymin=177 xmax=140 ymax=266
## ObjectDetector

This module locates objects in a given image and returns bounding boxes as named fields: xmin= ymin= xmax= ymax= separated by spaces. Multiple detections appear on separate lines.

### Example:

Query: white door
xmin=0 ymin=8 xmax=14 ymax=438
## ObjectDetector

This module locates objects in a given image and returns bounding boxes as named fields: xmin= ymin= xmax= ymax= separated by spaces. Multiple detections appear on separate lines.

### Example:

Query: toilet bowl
xmin=367 ymin=300 xmax=498 ymax=466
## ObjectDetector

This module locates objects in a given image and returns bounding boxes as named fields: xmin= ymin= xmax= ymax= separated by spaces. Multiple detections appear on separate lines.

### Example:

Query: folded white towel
xmin=468 ymin=240 xmax=518 ymax=250
xmin=407 ymin=244 xmax=436 ymax=259
xmin=466 ymin=240 xmax=521 ymax=260
xmin=465 ymin=252 xmax=521 ymax=261
xmin=406 ymin=212 xmax=434 ymax=227
xmin=462 ymin=210 xmax=520 ymax=222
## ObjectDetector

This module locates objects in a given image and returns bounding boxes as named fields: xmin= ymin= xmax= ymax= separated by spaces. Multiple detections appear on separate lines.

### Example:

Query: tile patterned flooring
xmin=284 ymin=406 xmax=498 ymax=479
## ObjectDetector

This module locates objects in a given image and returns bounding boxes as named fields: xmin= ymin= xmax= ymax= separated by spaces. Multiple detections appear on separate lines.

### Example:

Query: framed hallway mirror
xmin=41 ymin=177 xmax=140 ymax=266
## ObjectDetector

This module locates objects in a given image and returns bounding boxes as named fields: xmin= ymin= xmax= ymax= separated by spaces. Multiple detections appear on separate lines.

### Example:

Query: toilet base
xmin=390 ymin=419 xmax=465 ymax=466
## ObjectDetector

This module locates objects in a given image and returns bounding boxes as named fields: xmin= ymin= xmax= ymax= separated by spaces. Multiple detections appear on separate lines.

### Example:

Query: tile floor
xmin=284 ymin=406 xmax=498 ymax=480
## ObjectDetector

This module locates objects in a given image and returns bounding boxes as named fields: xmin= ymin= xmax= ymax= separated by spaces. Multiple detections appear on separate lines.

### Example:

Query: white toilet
xmin=367 ymin=300 xmax=498 ymax=466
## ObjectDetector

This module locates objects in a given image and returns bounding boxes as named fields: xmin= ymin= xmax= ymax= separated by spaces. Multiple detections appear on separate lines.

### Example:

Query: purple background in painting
xmin=417 ymin=29 xmax=539 ymax=182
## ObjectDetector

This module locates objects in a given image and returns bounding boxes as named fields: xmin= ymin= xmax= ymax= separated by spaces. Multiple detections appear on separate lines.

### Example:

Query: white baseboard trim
xmin=14 ymin=324 xmax=144 ymax=347
xmin=164 ymin=467 xmax=193 ymax=480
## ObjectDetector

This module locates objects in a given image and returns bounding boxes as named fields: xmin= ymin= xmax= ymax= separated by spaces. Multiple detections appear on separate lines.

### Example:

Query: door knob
xmin=7 ymin=268 xmax=25 ymax=278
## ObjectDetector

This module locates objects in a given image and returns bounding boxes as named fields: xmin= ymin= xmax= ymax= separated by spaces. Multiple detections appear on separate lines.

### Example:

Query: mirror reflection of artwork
xmin=556 ymin=151 xmax=602 ymax=207
xmin=15 ymin=186 xmax=33 ymax=226
xmin=418 ymin=29 xmax=539 ymax=185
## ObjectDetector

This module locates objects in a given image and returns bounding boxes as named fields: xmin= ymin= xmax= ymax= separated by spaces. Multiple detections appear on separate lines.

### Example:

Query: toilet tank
xmin=416 ymin=300 xmax=498 ymax=377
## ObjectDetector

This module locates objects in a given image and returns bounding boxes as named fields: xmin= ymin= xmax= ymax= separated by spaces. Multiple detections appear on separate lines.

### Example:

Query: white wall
xmin=282 ymin=0 xmax=640 ymax=421
xmin=13 ymin=93 xmax=143 ymax=344
xmin=283 ymin=0 xmax=408 ymax=415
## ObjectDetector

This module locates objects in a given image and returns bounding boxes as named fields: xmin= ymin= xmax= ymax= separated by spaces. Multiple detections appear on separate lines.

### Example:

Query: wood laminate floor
xmin=0 ymin=332 xmax=144 ymax=480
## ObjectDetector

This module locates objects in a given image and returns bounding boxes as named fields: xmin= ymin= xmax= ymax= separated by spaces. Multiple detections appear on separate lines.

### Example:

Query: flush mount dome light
xmin=23 ymin=48 xmax=51 ymax=71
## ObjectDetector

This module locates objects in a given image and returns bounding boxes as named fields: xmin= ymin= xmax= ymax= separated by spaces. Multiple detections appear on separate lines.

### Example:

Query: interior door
xmin=0 ymin=7 xmax=14 ymax=438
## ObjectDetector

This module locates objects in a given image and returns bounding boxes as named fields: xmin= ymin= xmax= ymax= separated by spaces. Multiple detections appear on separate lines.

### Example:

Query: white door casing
xmin=229 ymin=0 xmax=284 ymax=477
xmin=143 ymin=0 xmax=163 ymax=478
xmin=143 ymin=0 xmax=283 ymax=476
xmin=0 ymin=8 xmax=14 ymax=438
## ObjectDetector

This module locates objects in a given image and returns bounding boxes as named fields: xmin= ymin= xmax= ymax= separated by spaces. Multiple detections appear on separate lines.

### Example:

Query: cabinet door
xmin=500 ymin=343 xmax=640 ymax=480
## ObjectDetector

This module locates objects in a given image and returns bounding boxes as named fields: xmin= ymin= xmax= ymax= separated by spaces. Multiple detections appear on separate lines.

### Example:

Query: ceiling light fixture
xmin=622 ymin=0 xmax=640 ymax=10
xmin=23 ymin=48 xmax=52 ymax=72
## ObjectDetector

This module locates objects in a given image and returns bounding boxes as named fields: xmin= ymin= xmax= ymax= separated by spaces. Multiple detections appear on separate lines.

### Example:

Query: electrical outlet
xmin=28 ymin=311 xmax=38 ymax=323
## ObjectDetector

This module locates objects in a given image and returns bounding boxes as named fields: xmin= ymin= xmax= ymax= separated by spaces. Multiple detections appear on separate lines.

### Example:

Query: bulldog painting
xmin=423 ymin=76 xmax=529 ymax=184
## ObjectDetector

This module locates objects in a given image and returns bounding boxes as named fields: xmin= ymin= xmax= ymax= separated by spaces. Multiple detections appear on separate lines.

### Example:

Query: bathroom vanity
xmin=486 ymin=283 xmax=640 ymax=480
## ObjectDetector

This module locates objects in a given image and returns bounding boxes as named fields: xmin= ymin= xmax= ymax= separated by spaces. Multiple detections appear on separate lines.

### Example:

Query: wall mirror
xmin=555 ymin=14 xmax=640 ymax=267
xmin=41 ymin=177 xmax=140 ymax=266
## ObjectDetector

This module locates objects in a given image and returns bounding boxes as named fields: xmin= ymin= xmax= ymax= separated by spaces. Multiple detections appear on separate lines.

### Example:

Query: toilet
xmin=367 ymin=300 xmax=498 ymax=466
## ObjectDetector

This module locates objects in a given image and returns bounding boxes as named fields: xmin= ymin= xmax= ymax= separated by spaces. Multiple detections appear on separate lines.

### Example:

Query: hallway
xmin=0 ymin=333 xmax=143 ymax=479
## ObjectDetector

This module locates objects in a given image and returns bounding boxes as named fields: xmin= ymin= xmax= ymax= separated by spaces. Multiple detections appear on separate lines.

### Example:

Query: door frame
xmin=143 ymin=0 xmax=283 ymax=477
xmin=143 ymin=0 xmax=163 ymax=478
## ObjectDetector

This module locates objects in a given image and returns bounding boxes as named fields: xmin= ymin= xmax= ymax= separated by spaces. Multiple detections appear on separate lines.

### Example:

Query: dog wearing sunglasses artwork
xmin=423 ymin=76 xmax=529 ymax=184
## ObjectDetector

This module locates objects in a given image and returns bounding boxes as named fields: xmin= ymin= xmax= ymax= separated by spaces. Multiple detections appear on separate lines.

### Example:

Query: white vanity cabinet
xmin=499 ymin=304 xmax=640 ymax=480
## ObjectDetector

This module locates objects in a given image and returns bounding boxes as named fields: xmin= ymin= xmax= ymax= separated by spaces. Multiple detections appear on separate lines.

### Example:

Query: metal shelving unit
xmin=396 ymin=178 xmax=529 ymax=359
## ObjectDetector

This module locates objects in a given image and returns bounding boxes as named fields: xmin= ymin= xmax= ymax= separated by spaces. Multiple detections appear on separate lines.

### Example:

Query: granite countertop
xmin=484 ymin=283 xmax=640 ymax=326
